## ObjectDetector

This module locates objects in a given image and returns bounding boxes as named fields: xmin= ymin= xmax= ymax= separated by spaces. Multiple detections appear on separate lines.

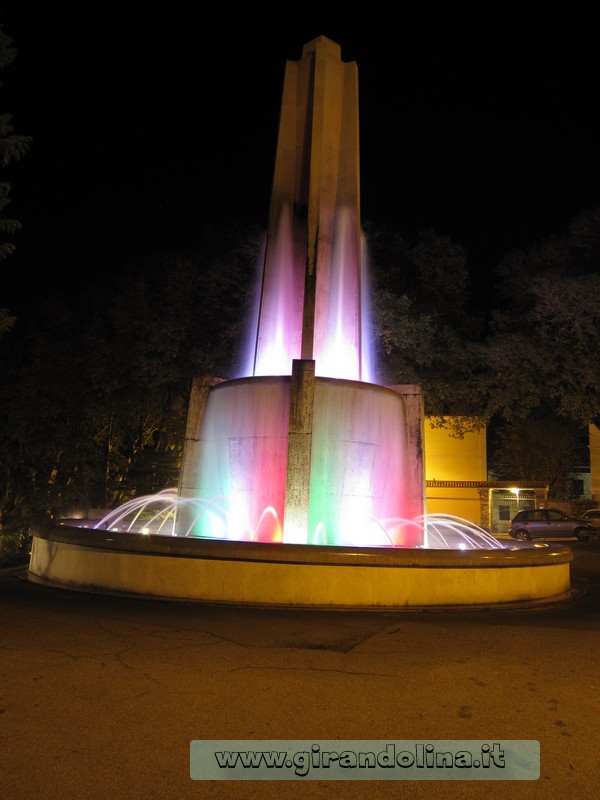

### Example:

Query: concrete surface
xmin=1 ymin=540 xmax=600 ymax=799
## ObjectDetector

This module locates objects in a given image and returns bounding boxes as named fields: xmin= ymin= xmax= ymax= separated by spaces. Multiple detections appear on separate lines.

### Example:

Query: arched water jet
xmin=83 ymin=493 xmax=504 ymax=551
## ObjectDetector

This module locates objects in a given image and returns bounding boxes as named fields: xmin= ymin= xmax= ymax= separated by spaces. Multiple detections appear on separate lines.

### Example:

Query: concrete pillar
xmin=282 ymin=359 xmax=315 ymax=543
xmin=387 ymin=384 xmax=426 ymax=522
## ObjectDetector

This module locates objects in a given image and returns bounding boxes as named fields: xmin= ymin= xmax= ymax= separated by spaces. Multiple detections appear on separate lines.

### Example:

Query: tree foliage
xmin=0 ymin=25 xmax=31 ymax=262
xmin=483 ymin=209 xmax=600 ymax=425
xmin=0 ymin=24 xmax=31 ymax=339
xmin=0 ymin=223 xmax=263 ymax=535
xmin=488 ymin=412 xmax=589 ymax=499
xmin=365 ymin=223 xmax=487 ymax=427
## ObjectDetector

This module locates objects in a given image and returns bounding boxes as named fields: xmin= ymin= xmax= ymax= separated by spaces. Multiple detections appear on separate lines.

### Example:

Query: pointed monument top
xmin=302 ymin=36 xmax=342 ymax=60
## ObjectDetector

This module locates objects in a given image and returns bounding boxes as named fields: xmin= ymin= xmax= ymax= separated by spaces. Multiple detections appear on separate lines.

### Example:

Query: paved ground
xmin=1 ymin=540 xmax=600 ymax=799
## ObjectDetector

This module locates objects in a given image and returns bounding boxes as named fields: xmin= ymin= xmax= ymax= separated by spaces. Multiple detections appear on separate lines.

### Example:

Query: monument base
xmin=28 ymin=525 xmax=573 ymax=610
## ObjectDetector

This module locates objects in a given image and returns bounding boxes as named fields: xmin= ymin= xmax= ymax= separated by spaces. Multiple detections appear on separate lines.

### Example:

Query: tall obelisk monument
xmin=178 ymin=37 xmax=425 ymax=547
xmin=253 ymin=36 xmax=364 ymax=381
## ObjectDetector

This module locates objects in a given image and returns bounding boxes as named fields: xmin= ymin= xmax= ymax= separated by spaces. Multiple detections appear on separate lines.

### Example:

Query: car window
xmin=530 ymin=510 xmax=545 ymax=521
xmin=547 ymin=510 xmax=566 ymax=521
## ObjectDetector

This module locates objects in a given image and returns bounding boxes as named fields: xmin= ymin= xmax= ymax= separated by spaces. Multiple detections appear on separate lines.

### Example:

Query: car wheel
xmin=515 ymin=529 xmax=530 ymax=541
xmin=575 ymin=528 xmax=589 ymax=541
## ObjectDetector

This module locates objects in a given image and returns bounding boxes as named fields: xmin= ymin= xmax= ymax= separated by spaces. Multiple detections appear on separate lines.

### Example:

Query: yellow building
xmin=424 ymin=420 xmax=548 ymax=532
xmin=588 ymin=424 xmax=600 ymax=503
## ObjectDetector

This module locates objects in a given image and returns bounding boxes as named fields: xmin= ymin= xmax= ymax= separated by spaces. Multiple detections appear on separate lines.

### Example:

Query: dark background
xmin=2 ymin=4 xmax=600 ymax=309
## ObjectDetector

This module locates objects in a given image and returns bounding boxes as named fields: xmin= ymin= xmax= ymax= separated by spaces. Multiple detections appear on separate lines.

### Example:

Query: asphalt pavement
xmin=1 ymin=540 xmax=599 ymax=799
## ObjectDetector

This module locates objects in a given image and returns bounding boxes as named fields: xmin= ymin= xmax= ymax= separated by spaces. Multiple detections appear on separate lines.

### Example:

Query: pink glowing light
xmin=251 ymin=204 xmax=375 ymax=382
xmin=253 ymin=203 xmax=303 ymax=377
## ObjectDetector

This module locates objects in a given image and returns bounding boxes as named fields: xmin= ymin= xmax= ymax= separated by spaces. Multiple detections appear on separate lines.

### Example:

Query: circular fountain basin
xmin=28 ymin=525 xmax=573 ymax=609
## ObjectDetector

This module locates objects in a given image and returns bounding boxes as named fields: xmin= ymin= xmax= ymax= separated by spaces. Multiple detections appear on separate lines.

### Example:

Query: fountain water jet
xmin=79 ymin=490 xmax=502 ymax=550
xmin=28 ymin=36 xmax=573 ymax=608
xmin=176 ymin=36 xmax=424 ymax=547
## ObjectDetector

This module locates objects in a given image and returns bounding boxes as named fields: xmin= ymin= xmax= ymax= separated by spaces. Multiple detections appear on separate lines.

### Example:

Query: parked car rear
xmin=508 ymin=508 xmax=598 ymax=541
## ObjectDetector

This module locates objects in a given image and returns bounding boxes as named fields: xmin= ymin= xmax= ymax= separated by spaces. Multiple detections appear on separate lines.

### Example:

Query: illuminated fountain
xmin=174 ymin=36 xmax=423 ymax=550
xmin=28 ymin=36 xmax=573 ymax=607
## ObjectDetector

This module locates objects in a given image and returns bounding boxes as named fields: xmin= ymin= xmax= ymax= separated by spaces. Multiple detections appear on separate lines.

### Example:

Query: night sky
xmin=2 ymin=5 xmax=600 ymax=310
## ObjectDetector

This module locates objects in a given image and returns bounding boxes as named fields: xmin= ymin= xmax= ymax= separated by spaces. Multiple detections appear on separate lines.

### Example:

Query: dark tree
xmin=0 ymin=24 xmax=31 ymax=290
xmin=0 ymin=25 xmax=32 ymax=559
xmin=365 ymin=222 xmax=487 ymax=433
xmin=483 ymin=209 xmax=600 ymax=426
xmin=488 ymin=412 xmax=589 ymax=500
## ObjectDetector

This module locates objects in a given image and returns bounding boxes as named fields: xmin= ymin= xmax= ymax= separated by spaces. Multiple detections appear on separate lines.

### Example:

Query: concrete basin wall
xmin=28 ymin=525 xmax=574 ymax=609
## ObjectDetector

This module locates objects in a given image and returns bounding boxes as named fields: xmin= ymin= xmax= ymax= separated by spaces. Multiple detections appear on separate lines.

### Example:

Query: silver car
xmin=508 ymin=508 xmax=598 ymax=541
